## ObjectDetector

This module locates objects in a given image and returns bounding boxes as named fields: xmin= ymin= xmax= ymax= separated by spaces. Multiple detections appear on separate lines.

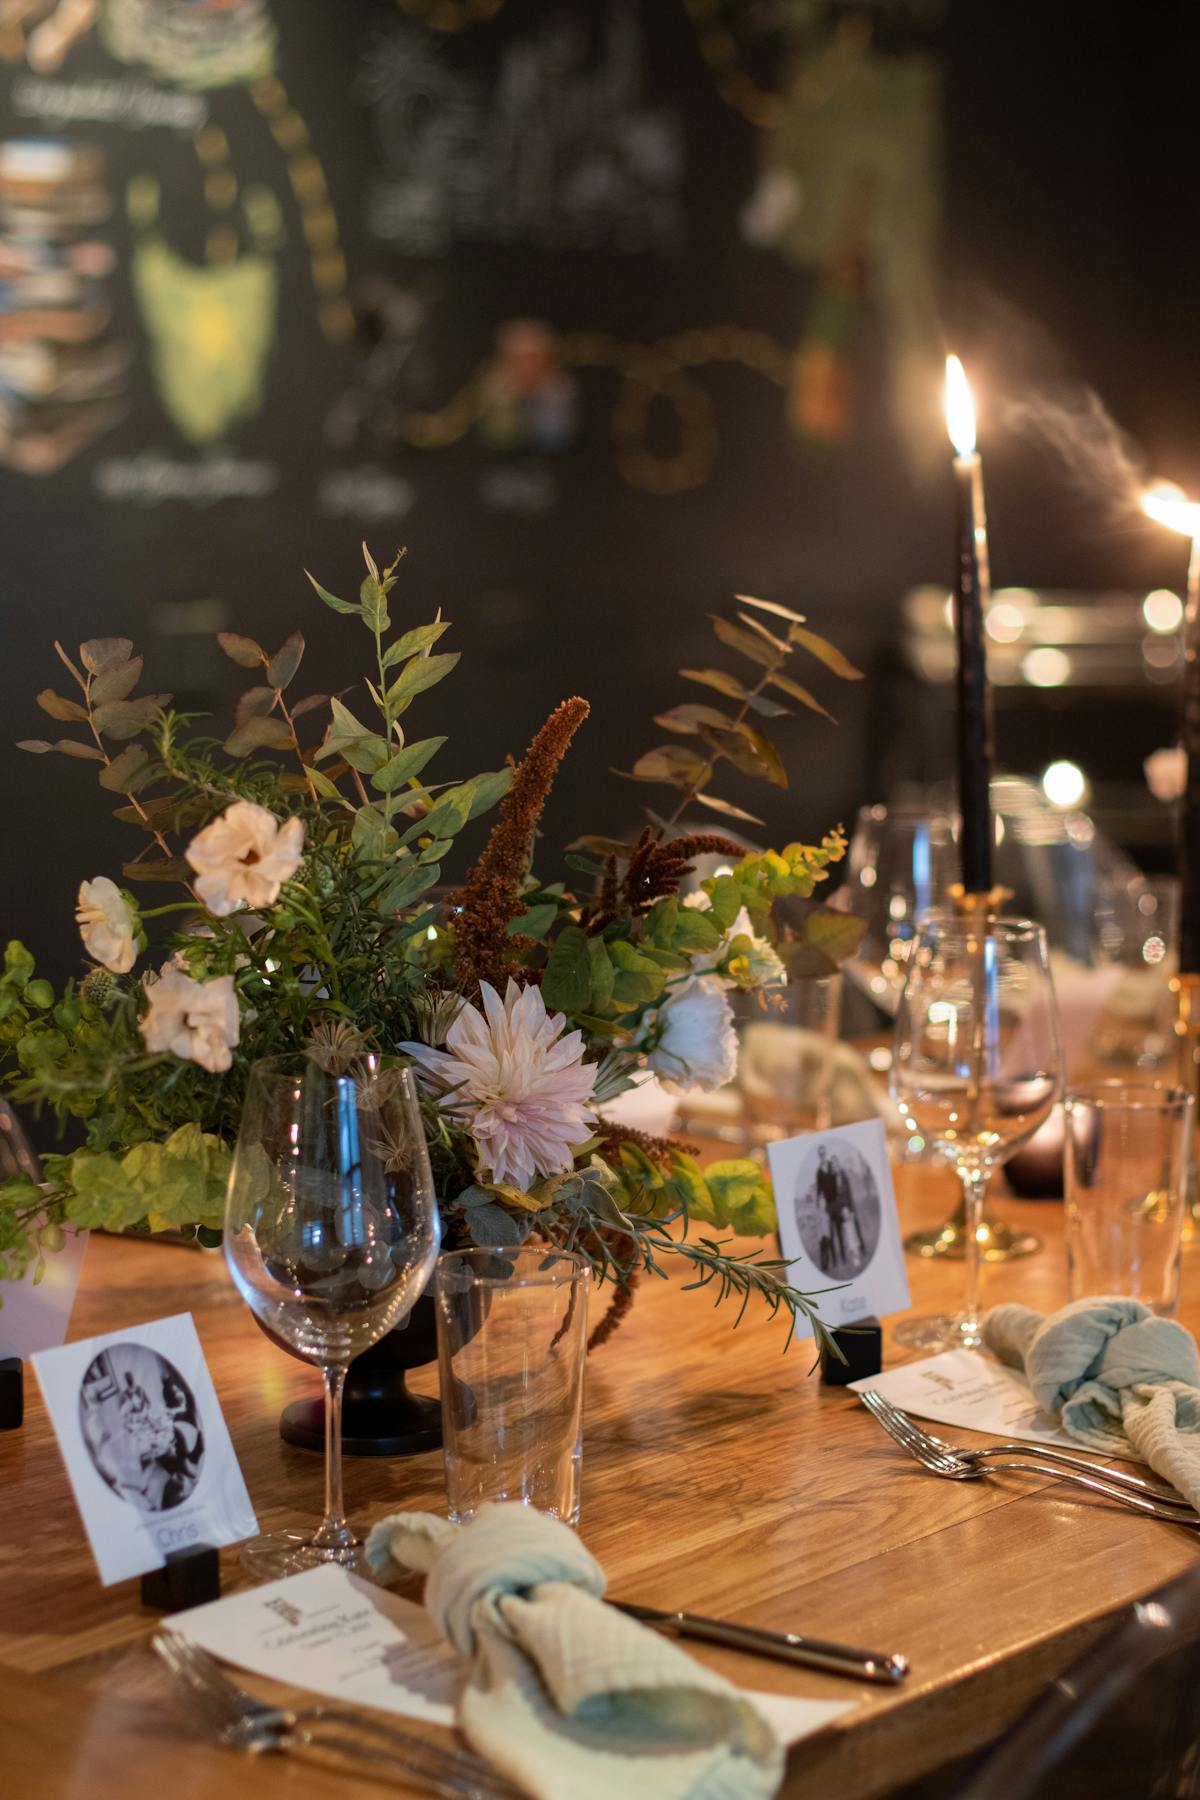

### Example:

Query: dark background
xmin=2 ymin=0 xmax=1197 ymax=981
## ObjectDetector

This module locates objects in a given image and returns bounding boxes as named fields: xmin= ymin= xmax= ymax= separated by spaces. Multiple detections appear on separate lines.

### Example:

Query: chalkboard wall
xmin=1 ymin=0 xmax=1197 ymax=981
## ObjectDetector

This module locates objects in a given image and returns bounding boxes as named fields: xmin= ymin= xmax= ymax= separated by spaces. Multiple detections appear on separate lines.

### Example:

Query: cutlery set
xmin=155 ymin=1395 xmax=1189 ymax=1793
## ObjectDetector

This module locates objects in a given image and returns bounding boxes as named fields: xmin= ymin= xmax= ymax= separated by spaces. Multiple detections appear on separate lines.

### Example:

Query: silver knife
xmin=611 ymin=1601 xmax=909 ymax=1685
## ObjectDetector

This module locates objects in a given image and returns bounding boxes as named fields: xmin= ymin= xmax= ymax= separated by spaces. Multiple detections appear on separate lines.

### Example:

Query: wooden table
xmin=3 ymin=1167 xmax=1198 ymax=1800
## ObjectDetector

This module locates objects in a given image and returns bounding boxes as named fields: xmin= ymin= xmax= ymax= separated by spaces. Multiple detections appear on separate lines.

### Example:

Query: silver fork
xmin=154 ymin=1633 xmax=525 ymax=1800
xmin=859 ymin=1390 xmax=1200 ymax=1524
xmin=863 ymin=1391 xmax=1193 ymax=1505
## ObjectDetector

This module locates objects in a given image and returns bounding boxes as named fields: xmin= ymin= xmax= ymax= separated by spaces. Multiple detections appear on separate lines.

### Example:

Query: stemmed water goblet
xmin=890 ymin=913 xmax=1062 ymax=1352
xmin=224 ymin=1052 xmax=440 ymax=1578
xmin=835 ymin=802 xmax=958 ymax=1021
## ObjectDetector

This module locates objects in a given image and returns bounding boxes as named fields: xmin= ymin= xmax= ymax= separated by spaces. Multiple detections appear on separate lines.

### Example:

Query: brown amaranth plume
xmin=449 ymin=696 xmax=590 ymax=997
xmin=583 ymin=827 xmax=748 ymax=932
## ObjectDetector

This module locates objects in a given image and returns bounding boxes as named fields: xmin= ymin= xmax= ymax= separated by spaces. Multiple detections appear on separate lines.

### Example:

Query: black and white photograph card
xmin=32 ymin=1311 xmax=257 ymax=1585
xmin=767 ymin=1118 xmax=910 ymax=1339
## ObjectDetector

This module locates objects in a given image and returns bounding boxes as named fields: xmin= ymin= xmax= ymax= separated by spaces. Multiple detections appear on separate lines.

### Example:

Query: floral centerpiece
xmin=0 ymin=547 xmax=862 ymax=1348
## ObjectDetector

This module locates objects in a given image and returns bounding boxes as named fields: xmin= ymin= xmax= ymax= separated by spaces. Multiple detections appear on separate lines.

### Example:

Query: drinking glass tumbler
xmin=434 ymin=1248 xmax=589 ymax=1524
xmin=1064 ymin=1082 xmax=1194 ymax=1312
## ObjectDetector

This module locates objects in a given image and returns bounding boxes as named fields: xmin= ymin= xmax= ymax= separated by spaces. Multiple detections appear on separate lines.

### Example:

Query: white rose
xmin=76 ymin=876 xmax=137 ymax=974
xmin=140 ymin=965 xmax=240 ymax=1073
xmin=185 ymin=800 xmax=305 ymax=918
xmin=646 ymin=975 xmax=738 ymax=1093
xmin=1145 ymin=747 xmax=1186 ymax=803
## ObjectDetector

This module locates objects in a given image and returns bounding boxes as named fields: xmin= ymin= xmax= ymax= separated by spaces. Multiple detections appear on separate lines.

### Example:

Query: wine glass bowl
xmin=891 ymin=913 xmax=1062 ymax=1350
xmin=225 ymin=1053 xmax=439 ymax=1577
xmin=835 ymin=803 xmax=958 ymax=1021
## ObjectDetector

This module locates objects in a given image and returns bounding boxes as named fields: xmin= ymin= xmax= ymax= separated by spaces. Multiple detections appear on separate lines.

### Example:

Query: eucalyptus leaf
xmin=267 ymin=632 xmax=304 ymax=690
xmin=694 ymin=791 xmax=765 ymax=825
xmin=767 ymin=670 xmax=837 ymax=721
xmin=98 ymin=744 xmax=151 ymax=792
xmin=416 ymin=784 xmax=474 ymax=843
xmin=788 ymin=624 xmax=864 ymax=680
xmin=376 ymin=860 xmax=440 ymax=911
xmin=679 ymin=667 xmax=747 ymax=701
xmin=90 ymin=657 xmax=143 ymax=705
xmin=235 ymin=686 xmax=277 ymax=724
xmin=289 ymin=693 xmax=328 ymax=719
xmin=36 ymin=689 xmax=88 ymax=722
xmin=304 ymin=765 xmax=345 ymax=803
xmin=629 ymin=745 xmax=707 ymax=786
xmin=216 ymin=632 xmax=264 ymax=668
xmin=351 ymin=806 xmax=400 ymax=862
xmin=94 ymin=695 xmax=171 ymax=740
xmin=735 ymin=611 xmax=791 ymax=657
xmin=709 ymin=615 xmax=785 ymax=670
xmin=466 ymin=1201 xmax=529 ymax=1247
xmin=121 ymin=857 xmax=191 ymax=883
xmin=54 ymin=739 xmax=105 ymax=761
xmin=653 ymin=703 xmax=732 ymax=735
xmin=224 ymin=715 xmax=293 ymax=757
xmin=80 ymin=637 xmax=133 ymax=674
xmin=734 ymin=593 xmax=808 ymax=626
xmin=15 ymin=739 xmax=52 ymax=753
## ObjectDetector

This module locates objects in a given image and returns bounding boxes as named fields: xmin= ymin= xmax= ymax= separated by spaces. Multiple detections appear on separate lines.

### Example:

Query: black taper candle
xmin=950 ymin=418 xmax=995 ymax=894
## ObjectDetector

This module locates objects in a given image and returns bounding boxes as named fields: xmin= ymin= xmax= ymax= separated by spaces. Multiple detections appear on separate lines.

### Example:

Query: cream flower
xmin=140 ymin=965 xmax=240 ymax=1073
xmin=684 ymin=893 xmax=784 ymax=989
xmin=401 ymin=979 xmax=596 ymax=1191
xmin=646 ymin=975 xmax=738 ymax=1093
xmin=185 ymin=800 xmax=305 ymax=917
xmin=76 ymin=877 xmax=137 ymax=974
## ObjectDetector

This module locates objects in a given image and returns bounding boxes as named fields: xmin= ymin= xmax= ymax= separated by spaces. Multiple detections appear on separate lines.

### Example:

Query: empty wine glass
xmin=225 ymin=1053 xmax=440 ymax=1577
xmin=835 ymin=803 xmax=958 ymax=1020
xmin=891 ymin=913 xmax=1062 ymax=1351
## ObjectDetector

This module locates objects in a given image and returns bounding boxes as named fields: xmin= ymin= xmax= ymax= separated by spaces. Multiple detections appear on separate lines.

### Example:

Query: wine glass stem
xmin=959 ymin=1166 xmax=991 ymax=1339
xmin=312 ymin=1363 xmax=353 ymax=1550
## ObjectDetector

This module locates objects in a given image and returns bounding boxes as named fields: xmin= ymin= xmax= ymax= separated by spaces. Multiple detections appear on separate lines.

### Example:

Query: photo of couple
xmin=794 ymin=1140 xmax=882 ymax=1281
xmin=77 ymin=1342 xmax=205 ymax=1515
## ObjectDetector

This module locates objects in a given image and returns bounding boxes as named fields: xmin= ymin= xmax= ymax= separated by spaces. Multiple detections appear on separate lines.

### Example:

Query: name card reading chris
xmin=767 ymin=1118 xmax=909 ymax=1339
xmin=32 ymin=1311 xmax=257 ymax=1585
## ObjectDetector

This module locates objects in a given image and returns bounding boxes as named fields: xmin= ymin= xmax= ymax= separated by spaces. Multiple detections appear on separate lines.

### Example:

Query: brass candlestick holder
xmin=903 ymin=883 xmax=1041 ymax=1262
xmin=1172 ymin=971 xmax=1200 ymax=1238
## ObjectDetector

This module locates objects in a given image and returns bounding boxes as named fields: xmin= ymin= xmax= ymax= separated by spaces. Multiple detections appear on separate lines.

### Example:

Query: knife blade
xmin=611 ymin=1602 xmax=909 ymax=1685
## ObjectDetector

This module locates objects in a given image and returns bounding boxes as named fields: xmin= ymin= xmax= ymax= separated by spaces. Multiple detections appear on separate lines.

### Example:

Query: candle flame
xmin=945 ymin=354 xmax=976 ymax=457
xmin=1142 ymin=480 xmax=1200 ymax=540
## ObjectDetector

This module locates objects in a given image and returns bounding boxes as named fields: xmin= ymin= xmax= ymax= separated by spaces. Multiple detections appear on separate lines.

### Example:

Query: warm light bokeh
xmin=1142 ymin=479 xmax=1200 ymax=539
xmin=945 ymin=354 xmax=977 ymax=458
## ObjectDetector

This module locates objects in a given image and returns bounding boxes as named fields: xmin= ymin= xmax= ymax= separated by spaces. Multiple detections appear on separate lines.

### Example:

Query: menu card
xmin=169 ymin=1564 xmax=855 ymax=1744
xmin=850 ymin=1347 xmax=1074 ymax=1444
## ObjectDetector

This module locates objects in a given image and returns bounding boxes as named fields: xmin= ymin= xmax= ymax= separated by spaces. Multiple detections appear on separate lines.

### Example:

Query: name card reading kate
xmin=32 ymin=1311 xmax=257 ymax=1585
xmin=767 ymin=1118 xmax=909 ymax=1338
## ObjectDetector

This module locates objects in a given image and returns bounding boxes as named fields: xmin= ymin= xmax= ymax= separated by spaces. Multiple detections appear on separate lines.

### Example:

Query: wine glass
xmin=834 ymin=803 xmax=958 ymax=1020
xmin=890 ymin=913 xmax=1062 ymax=1351
xmin=224 ymin=1053 xmax=440 ymax=1577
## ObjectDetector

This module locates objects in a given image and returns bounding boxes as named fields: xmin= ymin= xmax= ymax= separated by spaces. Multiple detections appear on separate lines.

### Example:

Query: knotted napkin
xmin=364 ymin=1504 xmax=783 ymax=1800
xmin=983 ymin=1296 xmax=1200 ymax=1506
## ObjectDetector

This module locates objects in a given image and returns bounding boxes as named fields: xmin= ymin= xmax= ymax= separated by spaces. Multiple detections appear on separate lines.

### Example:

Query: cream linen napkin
xmin=984 ymin=1296 xmax=1200 ymax=1506
xmin=365 ymin=1503 xmax=783 ymax=1800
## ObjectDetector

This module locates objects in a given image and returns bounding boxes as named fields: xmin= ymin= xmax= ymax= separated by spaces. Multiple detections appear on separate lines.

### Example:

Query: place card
xmin=850 ymin=1346 xmax=1074 ymax=1445
xmin=32 ymin=1310 xmax=257 ymax=1585
xmin=0 ymin=1223 xmax=88 ymax=1358
xmin=768 ymin=1118 xmax=909 ymax=1339
xmin=169 ymin=1564 xmax=854 ymax=1745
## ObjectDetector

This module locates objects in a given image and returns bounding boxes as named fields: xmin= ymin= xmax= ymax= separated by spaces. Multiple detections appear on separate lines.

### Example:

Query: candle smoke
xmin=998 ymin=383 xmax=1147 ymax=518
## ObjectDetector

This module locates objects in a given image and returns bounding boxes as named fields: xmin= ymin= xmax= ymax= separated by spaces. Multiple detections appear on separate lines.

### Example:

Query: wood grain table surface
xmin=3 ymin=1162 xmax=1198 ymax=1800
